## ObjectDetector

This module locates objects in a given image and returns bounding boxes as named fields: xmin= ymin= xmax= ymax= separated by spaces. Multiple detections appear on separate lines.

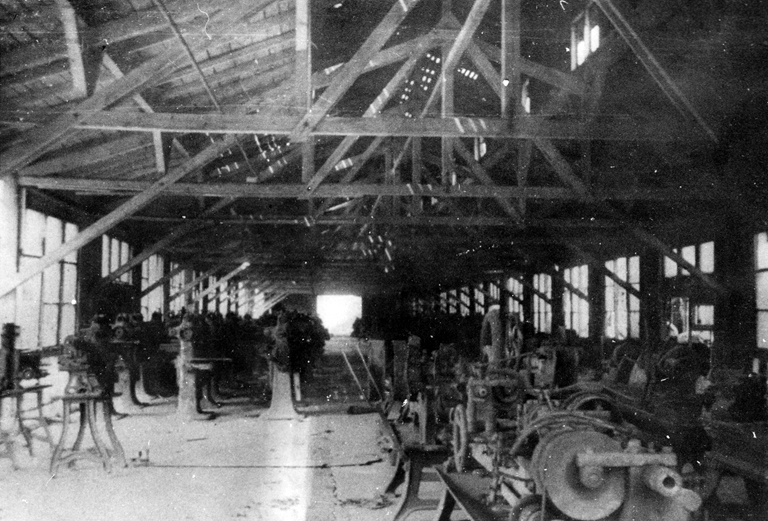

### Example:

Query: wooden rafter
xmin=305 ymin=35 xmax=434 ymax=193
xmin=291 ymin=0 xmax=422 ymax=141
xmin=0 ymin=45 xmax=186 ymax=177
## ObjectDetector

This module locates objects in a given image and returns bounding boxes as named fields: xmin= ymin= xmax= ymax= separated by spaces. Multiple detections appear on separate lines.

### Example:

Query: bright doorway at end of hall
xmin=316 ymin=295 xmax=362 ymax=336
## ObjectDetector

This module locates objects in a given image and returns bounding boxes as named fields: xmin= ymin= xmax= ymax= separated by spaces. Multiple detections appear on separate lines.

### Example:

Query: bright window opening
xmin=604 ymin=255 xmax=640 ymax=340
xmin=533 ymin=273 xmax=552 ymax=334
xmin=571 ymin=5 xmax=602 ymax=70
xmin=317 ymin=294 xmax=362 ymax=336
xmin=756 ymin=232 xmax=768 ymax=348
xmin=664 ymin=241 xmax=715 ymax=278
xmin=564 ymin=264 xmax=589 ymax=338
xmin=506 ymin=276 xmax=524 ymax=320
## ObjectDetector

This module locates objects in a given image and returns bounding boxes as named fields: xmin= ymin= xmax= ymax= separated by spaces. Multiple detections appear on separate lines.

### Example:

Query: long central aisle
xmin=0 ymin=338 xmax=399 ymax=521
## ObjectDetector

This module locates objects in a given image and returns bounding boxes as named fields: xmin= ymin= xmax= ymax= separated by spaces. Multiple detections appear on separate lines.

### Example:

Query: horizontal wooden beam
xmin=7 ymin=110 xmax=708 ymax=141
xmin=126 ymin=215 xmax=626 ymax=228
xmin=19 ymin=177 xmax=725 ymax=202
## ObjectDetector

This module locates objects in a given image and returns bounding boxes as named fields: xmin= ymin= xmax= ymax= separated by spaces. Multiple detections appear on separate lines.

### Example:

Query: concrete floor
xmin=0 ymin=337 xmax=401 ymax=521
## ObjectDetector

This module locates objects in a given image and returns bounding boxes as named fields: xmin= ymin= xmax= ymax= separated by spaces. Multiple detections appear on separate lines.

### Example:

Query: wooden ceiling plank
xmin=160 ymin=31 xmax=295 ymax=88
xmin=54 ymin=0 xmax=87 ymax=99
xmin=0 ymin=135 xmax=238 ymax=299
xmin=150 ymin=0 xmax=260 ymax=179
xmin=0 ymin=45 xmax=186 ymax=177
xmin=593 ymin=0 xmax=717 ymax=142
xmin=17 ymin=134 xmax=151 ymax=177
xmin=290 ymin=0 xmax=423 ymax=141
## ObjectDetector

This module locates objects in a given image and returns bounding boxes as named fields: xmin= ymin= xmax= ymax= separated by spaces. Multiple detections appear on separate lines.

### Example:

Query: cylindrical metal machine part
xmin=579 ymin=463 xmax=606 ymax=489
xmin=539 ymin=430 xmax=626 ymax=520
xmin=642 ymin=465 xmax=683 ymax=498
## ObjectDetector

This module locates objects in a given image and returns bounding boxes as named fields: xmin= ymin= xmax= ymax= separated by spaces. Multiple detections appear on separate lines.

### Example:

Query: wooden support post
xmin=175 ymin=319 xmax=211 ymax=422
xmin=0 ymin=136 xmax=237 ymax=299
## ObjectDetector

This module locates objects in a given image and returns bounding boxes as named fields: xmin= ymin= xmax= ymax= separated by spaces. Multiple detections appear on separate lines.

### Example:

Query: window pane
xmin=756 ymin=232 xmax=768 ymax=270
xmin=42 ymin=264 xmax=60 ymax=303
xmin=64 ymin=223 xmax=78 ymax=263
xmin=758 ymin=311 xmax=768 ymax=349
xmin=695 ymin=305 xmax=714 ymax=326
xmin=681 ymin=245 xmax=696 ymax=275
xmin=17 ymin=271 xmax=41 ymax=350
xmin=616 ymin=257 xmax=627 ymax=281
xmin=664 ymin=254 xmax=677 ymax=278
xmin=757 ymin=271 xmax=768 ymax=310
xmin=45 ymin=217 xmax=62 ymax=251
xmin=62 ymin=263 xmax=77 ymax=302
xmin=110 ymin=238 xmax=120 ymax=272
xmin=101 ymin=236 xmax=109 ymax=277
xmin=699 ymin=241 xmax=715 ymax=273
xmin=22 ymin=210 xmax=45 ymax=256
xmin=629 ymin=256 xmax=640 ymax=284
xmin=40 ymin=304 xmax=59 ymax=347
xmin=60 ymin=305 xmax=76 ymax=339
xmin=590 ymin=24 xmax=600 ymax=52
